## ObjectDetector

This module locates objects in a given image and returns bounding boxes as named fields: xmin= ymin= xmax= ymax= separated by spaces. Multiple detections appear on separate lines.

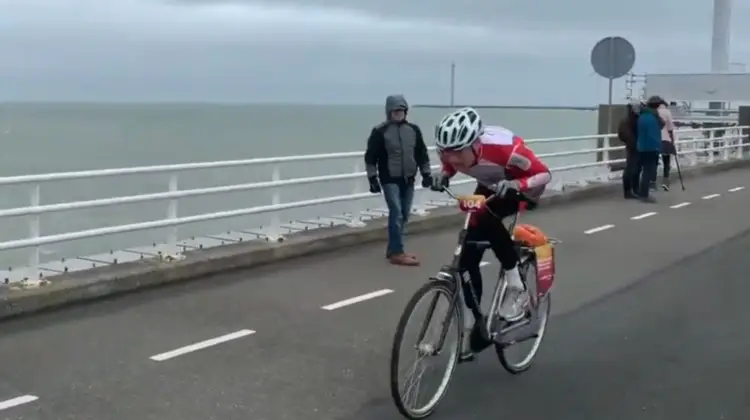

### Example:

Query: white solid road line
xmin=728 ymin=186 xmax=745 ymax=192
xmin=670 ymin=202 xmax=691 ymax=209
xmin=322 ymin=289 xmax=394 ymax=311
xmin=0 ymin=395 xmax=38 ymax=411
xmin=631 ymin=212 xmax=658 ymax=220
xmin=702 ymin=193 xmax=721 ymax=200
xmin=584 ymin=224 xmax=615 ymax=235
xmin=150 ymin=329 xmax=256 ymax=362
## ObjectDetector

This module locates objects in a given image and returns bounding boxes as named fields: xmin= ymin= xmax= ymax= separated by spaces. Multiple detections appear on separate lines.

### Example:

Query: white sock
xmin=463 ymin=304 xmax=474 ymax=330
xmin=504 ymin=266 xmax=524 ymax=289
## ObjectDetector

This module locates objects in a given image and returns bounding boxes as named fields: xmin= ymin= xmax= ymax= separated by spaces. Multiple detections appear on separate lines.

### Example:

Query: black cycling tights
xmin=459 ymin=184 xmax=523 ymax=322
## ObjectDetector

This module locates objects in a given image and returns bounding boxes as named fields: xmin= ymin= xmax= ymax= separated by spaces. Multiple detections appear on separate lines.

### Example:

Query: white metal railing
xmin=0 ymin=126 xmax=747 ymax=281
xmin=674 ymin=116 xmax=739 ymax=124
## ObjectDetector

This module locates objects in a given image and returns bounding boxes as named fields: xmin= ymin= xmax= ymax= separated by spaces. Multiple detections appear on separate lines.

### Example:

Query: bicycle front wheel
xmin=390 ymin=279 xmax=462 ymax=419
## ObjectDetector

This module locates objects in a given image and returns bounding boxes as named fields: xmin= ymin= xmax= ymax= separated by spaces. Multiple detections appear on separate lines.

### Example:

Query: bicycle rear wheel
xmin=496 ymin=259 xmax=551 ymax=374
xmin=390 ymin=279 xmax=462 ymax=419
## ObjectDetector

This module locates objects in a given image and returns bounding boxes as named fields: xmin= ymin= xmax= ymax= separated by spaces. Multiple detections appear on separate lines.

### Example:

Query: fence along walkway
xmin=0 ymin=126 xmax=747 ymax=283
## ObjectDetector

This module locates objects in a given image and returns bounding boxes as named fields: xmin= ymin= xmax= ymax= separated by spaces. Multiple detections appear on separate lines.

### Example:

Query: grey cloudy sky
xmin=2 ymin=0 xmax=749 ymax=105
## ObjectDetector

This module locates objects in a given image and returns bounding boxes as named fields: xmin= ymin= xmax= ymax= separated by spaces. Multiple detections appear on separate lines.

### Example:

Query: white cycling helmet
xmin=434 ymin=107 xmax=483 ymax=150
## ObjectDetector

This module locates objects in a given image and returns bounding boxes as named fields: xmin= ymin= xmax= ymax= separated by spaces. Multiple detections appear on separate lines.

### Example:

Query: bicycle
xmin=389 ymin=186 xmax=559 ymax=419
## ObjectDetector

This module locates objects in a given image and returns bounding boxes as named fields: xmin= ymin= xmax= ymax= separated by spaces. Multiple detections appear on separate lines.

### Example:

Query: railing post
xmin=707 ymin=130 xmax=715 ymax=164
xmin=602 ymin=136 xmax=610 ymax=165
xmin=688 ymin=136 xmax=699 ymax=166
xmin=28 ymin=183 xmax=41 ymax=280
xmin=167 ymin=174 xmax=179 ymax=244
xmin=738 ymin=128 xmax=745 ymax=158
xmin=722 ymin=130 xmax=730 ymax=161
xmin=347 ymin=162 xmax=367 ymax=228
xmin=268 ymin=165 xmax=283 ymax=242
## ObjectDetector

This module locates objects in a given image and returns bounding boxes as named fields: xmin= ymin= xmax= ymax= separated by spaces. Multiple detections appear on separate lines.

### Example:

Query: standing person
xmin=649 ymin=96 xmax=677 ymax=191
xmin=364 ymin=94 xmax=432 ymax=266
xmin=618 ymin=101 xmax=641 ymax=198
xmin=636 ymin=99 xmax=665 ymax=203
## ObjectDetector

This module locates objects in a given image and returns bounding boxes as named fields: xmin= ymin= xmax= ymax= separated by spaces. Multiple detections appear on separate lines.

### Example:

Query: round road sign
xmin=590 ymin=36 xmax=636 ymax=79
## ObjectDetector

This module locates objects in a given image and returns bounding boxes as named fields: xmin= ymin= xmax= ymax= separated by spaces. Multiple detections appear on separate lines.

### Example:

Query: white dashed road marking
xmin=479 ymin=261 xmax=490 ymax=267
xmin=0 ymin=395 xmax=39 ymax=411
xmin=584 ymin=224 xmax=615 ymax=235
xmin=631 ymin=212 xmax=658 ymax=220
xmin=581 ymin=185 xmax=741 ymax=235
xmin=150 ymin=329 xmax=256 ymax=362
xmin=322 ymin=289 xmax=394 ymax=311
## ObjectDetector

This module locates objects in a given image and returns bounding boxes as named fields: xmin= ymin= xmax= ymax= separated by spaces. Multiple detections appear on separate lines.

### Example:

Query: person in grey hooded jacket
xmin=364 ymin=94 xmax=431 ymax=266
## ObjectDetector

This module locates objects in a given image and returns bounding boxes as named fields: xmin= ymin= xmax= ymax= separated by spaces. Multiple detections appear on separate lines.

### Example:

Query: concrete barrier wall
xmin=1 ymin=159 xmax=749 ymax=320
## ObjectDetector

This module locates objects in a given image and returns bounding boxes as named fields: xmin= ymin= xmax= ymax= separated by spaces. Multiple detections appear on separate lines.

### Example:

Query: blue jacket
xmin=636 ymin=109 xmax=662 ymax=152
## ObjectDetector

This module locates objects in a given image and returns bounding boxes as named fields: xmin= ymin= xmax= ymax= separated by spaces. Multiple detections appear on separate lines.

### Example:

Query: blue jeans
xmin=382 ymin=181 xmax=415 ymax=257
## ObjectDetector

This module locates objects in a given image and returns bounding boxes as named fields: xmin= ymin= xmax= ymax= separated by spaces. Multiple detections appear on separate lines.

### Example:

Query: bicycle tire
xmin=390 ymin=279 xmax=462 ymax=419
xmin=496 ymin=260 xmax=552 ymax=374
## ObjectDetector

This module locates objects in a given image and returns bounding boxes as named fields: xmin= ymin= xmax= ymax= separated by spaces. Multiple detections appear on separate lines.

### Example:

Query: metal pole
xmin=607 ymin=78 xmax=614 ymax=127
xmin=606 ymin=37 xmax=614 ymax=132
xmin=449 ymin=62 xmax=456 ymax=107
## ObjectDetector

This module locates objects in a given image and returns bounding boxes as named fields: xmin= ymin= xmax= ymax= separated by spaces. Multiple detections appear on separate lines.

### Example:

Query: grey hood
xmin=385 ymin=94 xmax=409 ymax=118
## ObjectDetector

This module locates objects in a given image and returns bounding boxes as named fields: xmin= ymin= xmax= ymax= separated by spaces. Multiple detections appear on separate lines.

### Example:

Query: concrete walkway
xmin=0 ymin=168 xmax=749 ymax=419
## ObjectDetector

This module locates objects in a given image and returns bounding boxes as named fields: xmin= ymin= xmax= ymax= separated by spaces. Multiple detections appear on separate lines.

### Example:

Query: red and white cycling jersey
xmin=440 ymin=125 xmax=552 ymax=198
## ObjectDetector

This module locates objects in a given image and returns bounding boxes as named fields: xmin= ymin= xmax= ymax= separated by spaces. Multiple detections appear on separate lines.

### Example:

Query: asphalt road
xmin=1 ymin=168 xmax=750 ymax=419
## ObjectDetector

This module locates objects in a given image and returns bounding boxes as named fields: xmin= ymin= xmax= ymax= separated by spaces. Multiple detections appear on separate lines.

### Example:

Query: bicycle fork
xmin=414 ymin=271 xmax=467 ymax=356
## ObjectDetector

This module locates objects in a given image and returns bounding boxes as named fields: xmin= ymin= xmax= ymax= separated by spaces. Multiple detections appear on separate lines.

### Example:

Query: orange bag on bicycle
xmin=513 ymin=223 xmax=548 ymax=247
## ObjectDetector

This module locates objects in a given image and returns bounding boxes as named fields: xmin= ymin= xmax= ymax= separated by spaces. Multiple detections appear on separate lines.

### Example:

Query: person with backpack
xmin=617 ymin=101 xmax=642 ymax=199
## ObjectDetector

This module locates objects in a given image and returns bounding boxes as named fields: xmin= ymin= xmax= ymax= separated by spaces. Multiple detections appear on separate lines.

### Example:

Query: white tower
xmin=711 ymin=0 xmax=731 ymax=72
xmin=709 ymin=0 xmax=731 ymax=112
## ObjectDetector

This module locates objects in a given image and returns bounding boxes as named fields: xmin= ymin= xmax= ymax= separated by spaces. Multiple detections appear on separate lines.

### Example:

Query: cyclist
xmin=430 ymin=107 xmax=551 ymax=356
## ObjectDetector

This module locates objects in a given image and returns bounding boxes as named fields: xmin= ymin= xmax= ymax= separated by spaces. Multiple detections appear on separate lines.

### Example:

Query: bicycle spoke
xmin=399 ymin=322 xmax=439 ymax=408
xmin=402 ymin=359 xmax=427 ymax=409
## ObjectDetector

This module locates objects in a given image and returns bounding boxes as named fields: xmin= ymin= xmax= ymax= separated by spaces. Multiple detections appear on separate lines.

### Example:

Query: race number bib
xmin=457 ymin=195 xmax=486 ymax=213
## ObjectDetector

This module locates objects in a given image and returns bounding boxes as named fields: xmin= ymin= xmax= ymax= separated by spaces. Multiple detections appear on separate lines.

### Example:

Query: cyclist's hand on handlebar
xmin=430 ymin=171 xmax=450 ymax=192
xmin=490 ymin=179 xmax=522 ymax=197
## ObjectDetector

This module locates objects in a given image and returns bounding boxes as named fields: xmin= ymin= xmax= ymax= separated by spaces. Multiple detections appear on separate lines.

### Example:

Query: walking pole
xmin=674 ymin=150 xmax=685 ymax=191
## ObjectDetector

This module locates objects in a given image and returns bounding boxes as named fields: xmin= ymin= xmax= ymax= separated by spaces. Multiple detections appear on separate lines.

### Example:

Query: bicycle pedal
xmin=458 ymin=352 xmax=476 ymax=363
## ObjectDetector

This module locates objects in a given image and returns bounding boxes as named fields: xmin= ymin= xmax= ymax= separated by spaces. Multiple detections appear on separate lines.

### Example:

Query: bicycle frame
xmin=415 ymin=187 xmax=527 ymax=354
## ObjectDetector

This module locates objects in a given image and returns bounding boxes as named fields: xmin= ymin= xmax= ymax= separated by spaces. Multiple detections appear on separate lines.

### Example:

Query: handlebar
xmin=441 ymin=186 xmax=534 ymax=205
